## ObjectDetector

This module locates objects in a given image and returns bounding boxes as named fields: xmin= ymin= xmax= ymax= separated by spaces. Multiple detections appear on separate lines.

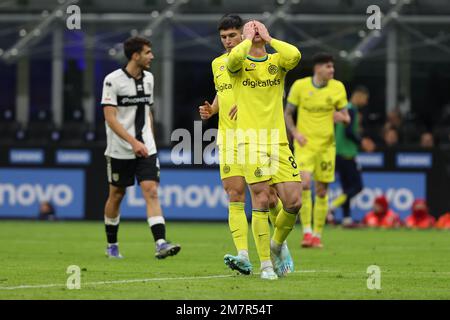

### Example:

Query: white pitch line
xmin=0 ymin=270 xmax=322 ymax=291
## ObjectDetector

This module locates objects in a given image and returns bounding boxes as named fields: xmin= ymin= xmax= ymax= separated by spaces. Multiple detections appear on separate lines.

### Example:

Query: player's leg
xmin=312 ymin=181 xmax=329 ymax=248
xmin=104 ymin=184 xmax=126 ymax=258
xmin=104 ymin=156 xmax=135 ymax=258
xmin=248 ymin=180 xmax=277 ymax=279
xmin=271 ymin=181 xmax=302 ymax=275
xmin=240 ymin=143 xmax=277 ymax=279
xmin=330 ymin=155 xmax=348 ymax=212
xmin=341 ymin=158 xmax=363 ymax=226
xmin=295 ymin=147 xmax=315 ymax=247
xmin=268 ymin=186 xmax=282 ymax=226
xmin=137 ymin=155 xmax=180 ymax=259
xmin=311 ymin=147 xmax=336 ymax=248
xmin=268 ymin=144 xmax=302 ymax=275
xmin=221 ymin=174 xmax=252 ymax=275
xmin=299 ymin=171 xmax=313 ymax=246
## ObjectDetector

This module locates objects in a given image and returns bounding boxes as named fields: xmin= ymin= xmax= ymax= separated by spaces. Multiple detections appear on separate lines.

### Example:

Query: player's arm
xmin=148 ymin=107 xmax=155 ymax=140
xmin=227 ymin=21 xmax=255 ymax=73
xmin=104 ymin=107 xmax=148 ymax=157
xmin=285 ymin=102 xmax=307 ymax=146
xmin=269 ymin=39 xmax=301 ymax=71
xmin=333 ymin=82 xmax=350 ymax=125
xmin=285 ymin=82 xmax=307 ymax=146
xmin=342 ymin=108 xmax=361 ymax=145
xmin=334 ymin=107 xmax=351 ymax=125
xmin=254 ymin=21 xmax=301 ymax=71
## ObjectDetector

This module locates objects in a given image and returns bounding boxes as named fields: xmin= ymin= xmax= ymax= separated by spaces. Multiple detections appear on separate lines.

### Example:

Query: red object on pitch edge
xmin=404 ymin=199 xmax=435 ymax=229
xmin=435 ymin=213 xmax=450 ymax=230
xmin=361 ymin=195 xmax=402 ymax=228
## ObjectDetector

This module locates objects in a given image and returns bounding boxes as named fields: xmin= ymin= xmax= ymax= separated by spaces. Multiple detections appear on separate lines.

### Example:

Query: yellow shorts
xmin=218 ymin=145 xmax=244 ymax=180
xmin=238 ymin=143 xmax=301 ymax=185
xmin=294 ymin=145 xmax=336 ymax=183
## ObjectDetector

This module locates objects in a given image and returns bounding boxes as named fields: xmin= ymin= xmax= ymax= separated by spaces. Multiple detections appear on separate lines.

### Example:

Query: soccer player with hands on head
xmin=199 ymin=15 xmax=292 ymax=277
xmin=226 ymin=19 xmax=302 ymax=280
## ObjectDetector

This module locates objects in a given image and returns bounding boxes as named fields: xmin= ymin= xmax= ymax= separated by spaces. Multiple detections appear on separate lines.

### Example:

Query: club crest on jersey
xmin=112 ymin=173 xmax=119 ymax=182
xmin=220 ymin=65 xmax=225 ymax=71
xmin=254 ymin=167 xmax=263 ymax=178
xmin=223 ymin=165 xmax=231 ymax=174
xmin=268 ymin=64 xmax=278 ymax=75
xmin=137 ymin=84 xmax=143 ymax=91
xmin=250 ymin=63 xmax=256 ymax=69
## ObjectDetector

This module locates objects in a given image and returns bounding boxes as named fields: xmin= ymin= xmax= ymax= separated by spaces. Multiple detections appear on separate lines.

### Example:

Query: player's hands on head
xmin=243 ymin=21 xmax=256 ymax=41
xmin=293 ymin=131 xmax=307 ymax=147
xmin=229 ymin=105 xmax=238 ymax=120
xmin=199 ymin=101 xmax=213 ymax=120
xmin=132 ymin=140 xmax=149 ymax=158
xmin=253 ymin=21 xmax=272 ymax=43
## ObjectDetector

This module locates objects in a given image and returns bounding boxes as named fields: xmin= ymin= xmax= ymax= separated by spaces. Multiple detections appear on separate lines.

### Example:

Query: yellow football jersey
xmin=227 ymin=39 xmax=301 ymax=145
xmin=212 ymin=53 xmax=235 ymax=147
xmin=287 ymin=77 xmax=348 ymax=150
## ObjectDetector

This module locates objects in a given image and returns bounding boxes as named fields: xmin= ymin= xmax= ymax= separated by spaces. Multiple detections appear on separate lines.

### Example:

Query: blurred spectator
xmin=420 ymin=132 xmax=434 ymax=148
xmin=404 ymin=199 xmax=435 ymax=229
xmin=386 ymin=109 xmax=403 ymax=130
xmin=38 ymin=201 xmax=56 ymax=221
xmin=435 ymin=213 xmax=450 ymax=230
xmin=361 ymin=195 xmax=401 ymax=228
xmin=333 ymin=86 xmax=368 ymax=227
xmin=361 ymin=137 xmax=376 ymax=152
xmin=382 ymin=127 xmax=399 ymax=148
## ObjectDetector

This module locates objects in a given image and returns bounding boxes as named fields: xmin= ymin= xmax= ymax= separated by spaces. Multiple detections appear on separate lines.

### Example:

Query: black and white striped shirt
xmin=101 ymin=67 xmax=156 ymax=159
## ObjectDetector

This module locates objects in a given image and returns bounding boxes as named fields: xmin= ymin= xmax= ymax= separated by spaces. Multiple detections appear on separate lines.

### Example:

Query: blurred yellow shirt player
xmin=288 ymin=76 xmax=348 ymax=179
xmin=285 ymin=52 xmax=350 ymax=248
xmin=211 ymin=54 xmax=243 ymax=179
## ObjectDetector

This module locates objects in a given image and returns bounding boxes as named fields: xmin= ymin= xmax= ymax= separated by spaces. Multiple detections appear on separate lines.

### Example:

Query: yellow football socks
xmin=228 ymin=202 xmax=248 ymax=252
xmin=313 ymin=195 xmax=329 ymax=236
xmin=272 ymin=208 xmax=298 ymax=245
xmin=331 ymin=193 xmax=347 ymax=210
xmin=251 ymin=210 xmax=271 ymax=262
xmin=300 ymin=190 xmax=312 ymax=233
xmin=269 ymin=198 xmax=282 ymax=227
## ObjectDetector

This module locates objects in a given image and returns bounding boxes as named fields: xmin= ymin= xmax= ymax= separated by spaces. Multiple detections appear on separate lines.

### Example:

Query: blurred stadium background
xmin=0 ymin=0 xmax=449 ymax=223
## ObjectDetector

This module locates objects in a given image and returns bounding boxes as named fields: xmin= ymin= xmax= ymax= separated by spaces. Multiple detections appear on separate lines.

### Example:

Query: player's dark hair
xmin=312 ymin=52 xmax=334 ymax=66
xmin=217 ymin=14 xmax=244 ymax=31
xmin=123 ymin=36 xmax=152 ymax=61
xmin=353 ymin=85 xmax=370 ymax=96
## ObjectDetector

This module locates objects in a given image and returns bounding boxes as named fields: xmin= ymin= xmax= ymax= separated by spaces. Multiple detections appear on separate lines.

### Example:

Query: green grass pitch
xmin=0 ymin=220 xmax=449 ymax=299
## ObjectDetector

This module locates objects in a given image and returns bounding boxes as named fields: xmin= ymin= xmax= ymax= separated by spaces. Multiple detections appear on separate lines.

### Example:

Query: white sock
xmin=105 ymin=215 xmax=120 ymax=225
xmin=107 ymin=242 xmax=118 ymax=247
xmin=270 ymin=239 xmax=282 ymax=254
xmin=313 ymin=232 xmax=321 ymax=238
xmin=261 ymin=260 xmax=273 ymax=270
xmin=156 ymin=239 xmax=166 ymax=246
xmin=303 ymin=226 xmax=312 ymax=234
xmin=147 ymin=216 xmax=165 ymax=227
xmin=238 ymin=250 xmax=249 ymax=260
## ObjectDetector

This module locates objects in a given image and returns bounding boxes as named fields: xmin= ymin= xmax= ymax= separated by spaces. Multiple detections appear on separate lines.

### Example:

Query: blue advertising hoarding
xmin=121 ymin=169 xmax=228 ymax=220
xmin=330 ymin=172 xmax=426 ymax=222
xmin=0 ymin=168 xmax=85 ymax=219
xmin=120 ymin=170 xmax=425 ymax=222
